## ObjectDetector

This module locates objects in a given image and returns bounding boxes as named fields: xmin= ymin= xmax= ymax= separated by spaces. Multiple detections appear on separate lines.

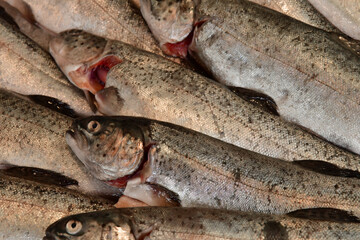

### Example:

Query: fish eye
xmin=65 ymin=219 xmax=83 ymax=235
xmin=87 ymin=120 xmax=101 ymax=133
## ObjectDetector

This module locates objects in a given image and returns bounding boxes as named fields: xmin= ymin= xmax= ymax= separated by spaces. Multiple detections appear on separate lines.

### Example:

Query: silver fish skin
xmin=44 ymin=207 xmax=360 ymax=240
xmin=0 ymin=90 xmax=119 ymax=197
xmin=248 ymin=0 xmax=339 ymax=33
xmin=0 ymin=10 xmax=92 ymax=117
xmin=48 ymin=29 xmax=360 ymax=170
xmin=307 ymin=0 xmax=360 ymax=40
xmin=187 ymin=0 xmax=360 ymax=155
xmin=66 ymin=116 xmax=360 ymax=216
xmin=0 ymin=174 xmax=114 ymax=240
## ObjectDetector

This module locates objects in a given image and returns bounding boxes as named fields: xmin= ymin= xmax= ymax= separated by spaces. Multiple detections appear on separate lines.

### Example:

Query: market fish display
xmin=44 ymin=207 xmax=360 ymax=240
xmin=0 ymin=174 xmax=114 ymax=240
xmin=307 ymin=0 xmax=360 ymax=40
xmin=66 ymin=116 xmax=360 ymax=215
xmin=0 ymin=8 xmax=92 ymax=117
xmin=49 ymin=29 xmax=360 ymax=171
xmin=248 ymin=0 xmax=339 ymax=33
xmin=0 ymin=90 xmax=119 ymax=197
xmin=141 ymin=0 xmax=360 ymax=155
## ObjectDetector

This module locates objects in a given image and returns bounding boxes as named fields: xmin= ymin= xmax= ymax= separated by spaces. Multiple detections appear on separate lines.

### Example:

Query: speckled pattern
xmin=83 ymin=38 xmax=360 ymax=171
xmin=44 ymin=207 xmax=360 ymax=239
xmin=248 ymin=0 xmax=339 ymax=33
xmin=189 ymin=0 xmax=360 ymax=155
xmin=69 ymin=117 xmax=360 ymax=216
xmin=0 ymin=15 xmax=92 ymax=116
xmin=0 ymin=174 xmax=114 ymax=240
xmin=0 ymin=90 xmax=118 ymax=197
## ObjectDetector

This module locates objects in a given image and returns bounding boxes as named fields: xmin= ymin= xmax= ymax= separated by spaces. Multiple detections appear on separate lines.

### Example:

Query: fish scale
xmin=66 ymin=116 xmax=360 ymax=216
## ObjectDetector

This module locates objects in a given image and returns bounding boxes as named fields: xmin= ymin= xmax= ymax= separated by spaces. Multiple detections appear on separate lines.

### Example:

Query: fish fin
xmin=287 ymin=208 xmax=360 ymax=223
xmin=0 ymin=166 xmax=78 ymax=187
xmin=0 ymin=5 xmax=20 ymax=29
xmin=124 ymin=182 xmax=181 ymax=207
xmin=95 ymin=87 xmax=124 ymax=115
xmin=329 ymin=32 xmax=360 ymax=57
xmin=114 ymin=195 xmax=149 ymax=208
xmin=26 ymin=95 xmax=79 ymax=118
xmin=228 ymin=87 xmax=279 ymax=116
xmin=84 ymin=90 xmax=98 ymax=113
xmin=293 ymin=160 xmax=360 ymax=179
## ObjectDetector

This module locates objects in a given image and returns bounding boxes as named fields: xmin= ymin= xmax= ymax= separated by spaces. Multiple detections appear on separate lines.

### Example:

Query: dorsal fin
xmin=294 ymin=160 xmax=360 ymax=179
xmin=228 ymin=87 xmax=279 ymax=116
xmin=287 ymin=208 xmax=360 ymax=223
xmin=27 ymin=95 xmax=78 ymax=118
xmin=0 ymin=166 xmax=78 ymax=187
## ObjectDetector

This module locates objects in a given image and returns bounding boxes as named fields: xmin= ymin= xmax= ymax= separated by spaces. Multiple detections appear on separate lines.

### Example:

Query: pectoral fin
xmin=123 ymin=182 xmax=181 ymax=207
xmin=95 ymin=87 xmax=124 ymax=115
xmin=287 ymin=208 xmax=360 ymax=223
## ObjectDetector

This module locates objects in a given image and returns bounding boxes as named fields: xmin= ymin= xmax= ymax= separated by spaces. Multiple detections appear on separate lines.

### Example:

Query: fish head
xmin=44 ymin=211 xmax=135 ymax=240
xmin=49 ymin=30 xmax=122 ymax=94
xmin=66 ymin=116 xmax=147 ymax=181
xmin=140 ymin=0 xmax=195 ymax=57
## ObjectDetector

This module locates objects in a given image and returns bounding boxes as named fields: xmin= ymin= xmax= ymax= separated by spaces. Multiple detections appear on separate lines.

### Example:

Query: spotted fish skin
xmin=248 ymin=0 xmax=339 ymax=33
xmin=44 ymin=207 xmax=360 ymax=240
xmin=0 ymin=174 xmax=114 ymax=240
xmin=49 ymin=29 xmax=360 ymax=171
xmin=0 ymin=90 xmax=118 ymax=197
xmin=0 ymin=11 xmax=92 ymax=117
xmin=67 ymin=116 xmax=360 ymax=216
xmin=187 ymin=0 xmax=360 ymax=155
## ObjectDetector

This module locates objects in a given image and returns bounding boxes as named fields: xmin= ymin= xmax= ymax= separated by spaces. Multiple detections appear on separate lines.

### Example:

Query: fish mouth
xmin=42 ymin=235 xmax=56 ymax=240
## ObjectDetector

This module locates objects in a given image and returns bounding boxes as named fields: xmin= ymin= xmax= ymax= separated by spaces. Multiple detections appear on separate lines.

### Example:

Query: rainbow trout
xmin=66 ymin=116 xmax=360 ymax=216
xmin=48 ymin=29 xmax=360 ymax=171
xmin=0 ymin=6 xmax=92 ymax=117
xmin=0 ymin=90 xmax=118 ymax=197
xmin=140 ymin=0 xmax=360 ymax=155
xmin=0 ymin=174 xmax=114 ymax=240
xmin=44 ymin=207 xmax=360 ymax=240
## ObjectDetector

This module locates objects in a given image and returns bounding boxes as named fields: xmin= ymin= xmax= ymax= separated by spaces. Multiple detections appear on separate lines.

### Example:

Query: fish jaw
xmin=49 ymin=30 xmax=122 ymax=94
xmin=140 ymin=0 xmax=195 ymax=58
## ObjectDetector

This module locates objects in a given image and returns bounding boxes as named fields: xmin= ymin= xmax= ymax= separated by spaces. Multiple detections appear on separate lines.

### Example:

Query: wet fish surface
xmin=66 ymin=116 xmax=360 ymax=215
xmin=44 ymin=207 xmax=360 ymax=239
xmin=0 ymin=90 xmax=119 ymax=197
xmin=248 ymin=0 xmax=339 ymax=33
xmin=143 ymin=0 xmax=360 ymax=155
xmin=49 ymin=29 xmax=360 ymax=171
xmin=0 ymin=8 xmax=92 ymax=117
xmin=0 ymin=174 xmax=114 ymax=240
xmin=307 ymin=0 xmax=360 ymax=40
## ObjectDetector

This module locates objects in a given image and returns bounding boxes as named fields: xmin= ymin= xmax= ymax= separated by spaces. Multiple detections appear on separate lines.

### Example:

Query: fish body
xmin=248 ymin=0 xmax=339 ymax=33
xmin=66 ymin=116 xmax=360 ymax=215
xmin=307 ymin=0 xmax=360 ymax=40
xmin=48 ymin=30 xmax=360 ymax=170
xmin=182 ymin=0 xmax=360 ymax=155
xmin=0 ymin=174 xmax=114 ymax=240
xmin=44 ymin=206 xmax=360 ymax=239
xmin=0 ymin=90 xmax=118 ymax=197
xmin=0 ymin=10 xmax=92 ymax=117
